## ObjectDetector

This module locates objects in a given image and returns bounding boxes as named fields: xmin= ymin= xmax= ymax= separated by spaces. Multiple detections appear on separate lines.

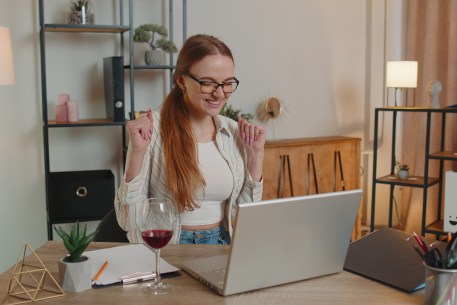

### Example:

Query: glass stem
xmin=155 ymin=249 xmax=161 ymax=284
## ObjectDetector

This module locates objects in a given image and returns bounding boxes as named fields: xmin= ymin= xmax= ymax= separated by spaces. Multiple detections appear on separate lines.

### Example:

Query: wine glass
xmin=139 ymin=198 xmax=175 ymax=295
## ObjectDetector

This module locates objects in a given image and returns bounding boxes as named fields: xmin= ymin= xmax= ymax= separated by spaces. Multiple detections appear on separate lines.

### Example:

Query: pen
xmin=122 ymin=273 xmax=156 ymax=285
xmin=412 ymin=232 xmax=435 ymax=265
xmin=93 ymin=260 xmax=109 ymax=282
xmin=120 ymin=272 xmax=156 ymax=285
xmin=413 ymin=244 xmax=429 ymax=264
xmin=412 ymin=232 xmax=428 ymax=253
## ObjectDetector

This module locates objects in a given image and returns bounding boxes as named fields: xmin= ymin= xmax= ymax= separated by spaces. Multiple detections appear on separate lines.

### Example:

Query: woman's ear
xmin=176 ymin=75 xmax=186 ymax=92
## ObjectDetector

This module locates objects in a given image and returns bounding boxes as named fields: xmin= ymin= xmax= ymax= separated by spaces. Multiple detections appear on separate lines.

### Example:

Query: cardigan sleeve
xmin=114 ymin=140 xmax=152 ymax=243
xmin=114 ymin=112 xmax=160 ymax=243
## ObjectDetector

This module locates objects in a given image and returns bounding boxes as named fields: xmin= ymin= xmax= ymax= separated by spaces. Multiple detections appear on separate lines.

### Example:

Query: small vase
xmin=397 ymin=169 xmax=409 ymax=180
xmin=145 ymin=49 xmax=164 ymax=65
xmin=58 ymin=256 xmax=92 ymax=292
xmin=67 ymin=0 xmax=95 ymax=25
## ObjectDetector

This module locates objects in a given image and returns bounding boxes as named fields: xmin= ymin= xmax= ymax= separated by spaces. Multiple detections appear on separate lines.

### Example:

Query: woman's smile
xmin=205 ymin=98 xmax=223 ymax=108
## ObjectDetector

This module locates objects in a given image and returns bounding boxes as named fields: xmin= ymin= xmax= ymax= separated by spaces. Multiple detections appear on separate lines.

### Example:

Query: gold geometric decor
xmin=1 ymin=243 xmax=64 ymax=305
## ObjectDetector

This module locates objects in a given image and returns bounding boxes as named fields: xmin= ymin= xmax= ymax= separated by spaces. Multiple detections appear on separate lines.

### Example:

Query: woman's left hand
xmin=237 ymin=114 xmax=266 ymax=152
xmin=237 ymin=114 xmax=265 ymax=181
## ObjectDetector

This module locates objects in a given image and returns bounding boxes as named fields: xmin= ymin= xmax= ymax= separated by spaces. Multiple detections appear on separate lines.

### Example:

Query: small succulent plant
xmin=395 ymin=161 xmax=409 ymax=171
xmin=67 ymin=0 xmax=94 ymax=24
xmin=70 ymin=0 xmax=91 ymax=12
xmin=55 ymin=221 xmax=98 ymax=262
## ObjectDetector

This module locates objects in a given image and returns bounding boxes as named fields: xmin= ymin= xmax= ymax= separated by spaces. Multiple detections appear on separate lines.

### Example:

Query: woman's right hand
xmin=124 ymin=110 xmax=153 ymax=182
xmin=125 ymin=110 xmax=153 ymax=154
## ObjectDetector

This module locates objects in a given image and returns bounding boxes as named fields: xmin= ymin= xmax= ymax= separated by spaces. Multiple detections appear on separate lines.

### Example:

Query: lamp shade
xmin=0 ymin=26 xmax=15 ymax=85
xmin=386 ymin=61 xmax=418 ymax=88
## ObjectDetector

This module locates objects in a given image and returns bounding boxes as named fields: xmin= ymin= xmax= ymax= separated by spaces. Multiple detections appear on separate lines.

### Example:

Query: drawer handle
xmin=76 ymin=186 xmax=88 ymax=198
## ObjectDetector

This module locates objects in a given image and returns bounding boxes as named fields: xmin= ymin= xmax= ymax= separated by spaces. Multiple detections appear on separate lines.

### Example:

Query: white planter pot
xmin=145 ymin=49 xmax=164 ymax=65
xmin=58 ymin=256 xmax=92 ymax=292
xmin=397 ymin=169 xmax=410 ymax=180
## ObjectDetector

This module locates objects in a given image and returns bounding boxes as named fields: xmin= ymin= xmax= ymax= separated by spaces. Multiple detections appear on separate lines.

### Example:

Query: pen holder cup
xmin=424 ymin=263 xmax=457 ymax=305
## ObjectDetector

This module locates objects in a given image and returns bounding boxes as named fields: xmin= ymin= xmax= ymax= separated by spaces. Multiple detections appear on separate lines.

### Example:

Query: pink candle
xmin=67 ymin=100 xmax=79 ymax=122
xmin=55 ymin=104 xmax=68 ymax=123
xmin=58 ymin=94 xmax=70 ymax=106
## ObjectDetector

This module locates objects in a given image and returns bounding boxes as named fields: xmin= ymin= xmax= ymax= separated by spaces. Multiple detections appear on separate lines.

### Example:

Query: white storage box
xmin=444 ymin=171 xmax=457 ymax=232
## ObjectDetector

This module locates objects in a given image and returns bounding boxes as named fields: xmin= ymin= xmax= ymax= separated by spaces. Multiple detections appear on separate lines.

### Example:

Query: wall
xmin=186 ymin=0 xmax=367 ymax=141
xmin=0 ymin=0 xmax=48 ymax=272
xmin=365 ymin=0 xmax=408 ymax=230
xmin=0 ymin=0 xmax=398 ymax=272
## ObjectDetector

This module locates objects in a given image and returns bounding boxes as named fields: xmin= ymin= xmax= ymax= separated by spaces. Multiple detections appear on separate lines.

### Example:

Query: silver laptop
xmin=181 ymin=189 xmax=363 ymax=296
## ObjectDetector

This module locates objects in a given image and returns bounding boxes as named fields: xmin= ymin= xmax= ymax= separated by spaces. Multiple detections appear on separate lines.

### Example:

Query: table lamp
xmin=386 ymin=61 xmax=418 ymax=107
xmin=0 ymin=26 xmax=15 ymax=85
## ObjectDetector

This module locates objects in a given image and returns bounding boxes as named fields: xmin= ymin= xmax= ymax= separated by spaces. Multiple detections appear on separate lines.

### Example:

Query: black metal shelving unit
xmin=370 ymin=107 xmax=457 ymax=237
xmin=39 ymin=0 xmax=187 ymax=240
xmin=125 ymin=0 xmax=187 ymax=118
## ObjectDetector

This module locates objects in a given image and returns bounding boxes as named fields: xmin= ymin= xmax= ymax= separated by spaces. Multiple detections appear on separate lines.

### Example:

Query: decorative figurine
xmin=427 ymin=80 xmax=442 ymax=109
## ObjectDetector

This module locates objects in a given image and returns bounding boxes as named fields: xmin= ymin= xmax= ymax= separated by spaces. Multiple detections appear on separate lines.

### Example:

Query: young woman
xmin=115 ymin=34 xmax=265 ymax=244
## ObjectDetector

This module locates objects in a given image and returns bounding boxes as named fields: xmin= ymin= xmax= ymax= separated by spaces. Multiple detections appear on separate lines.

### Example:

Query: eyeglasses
xmin=186 ymin=73 xmax=239 ymax=94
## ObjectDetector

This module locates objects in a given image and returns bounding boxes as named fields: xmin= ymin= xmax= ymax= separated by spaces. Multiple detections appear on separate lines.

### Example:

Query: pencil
xmin=93 ymin=260 xmax=108 ymax=282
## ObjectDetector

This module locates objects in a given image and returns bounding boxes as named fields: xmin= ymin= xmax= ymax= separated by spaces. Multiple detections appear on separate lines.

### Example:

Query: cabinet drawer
xmin=49 ymin=170 xmax=115 ymax=222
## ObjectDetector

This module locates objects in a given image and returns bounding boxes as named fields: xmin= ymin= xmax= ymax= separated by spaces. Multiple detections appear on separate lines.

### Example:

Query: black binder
xmin=103 ymin=56 xmax=125 ymax=122
xmin=344 ymin=228 xmax=446 ymax=293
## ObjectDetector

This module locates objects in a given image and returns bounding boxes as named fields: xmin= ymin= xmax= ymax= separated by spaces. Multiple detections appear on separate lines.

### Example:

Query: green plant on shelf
xmin=395 ymin=161 xmax=409 ymax=171
xmin=220 ymin=104 xmax=254 ymax=122
xmin=133 ymin=23 xmax=178 ymax=54
xmin=67 ymin=0 xmax=94 ymax=24
xmin=70 ymin=0 xmax=91 ymax=11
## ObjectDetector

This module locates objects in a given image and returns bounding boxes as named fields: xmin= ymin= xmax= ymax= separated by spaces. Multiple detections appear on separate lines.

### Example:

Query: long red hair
xmin=160 ymin=34 xmax=234 ymax=212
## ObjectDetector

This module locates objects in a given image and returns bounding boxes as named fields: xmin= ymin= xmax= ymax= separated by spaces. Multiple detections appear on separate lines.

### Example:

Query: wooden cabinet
xmin=262 ymin=136 xmax=361 ymax=199
xmin=262 ymin=136 xmax=362 ymax=239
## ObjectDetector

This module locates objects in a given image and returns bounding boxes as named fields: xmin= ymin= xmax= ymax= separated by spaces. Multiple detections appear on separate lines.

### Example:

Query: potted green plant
xmin=67 ymin=0 xmax=94 ymax=25
xmin=133 ymin=23 xmax=178 ymax=65
xmin=395 ymin=161 xmax=410 ymax=180
xmin=220 ymin=104 xmax=254 ymax=122
xmin=55 ymin=221 xmax=98 ymax=292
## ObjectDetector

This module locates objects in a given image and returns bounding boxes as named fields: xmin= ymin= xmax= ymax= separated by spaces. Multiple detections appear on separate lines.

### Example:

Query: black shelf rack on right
xmin=370 ymin=107 xmax=457 ymax=237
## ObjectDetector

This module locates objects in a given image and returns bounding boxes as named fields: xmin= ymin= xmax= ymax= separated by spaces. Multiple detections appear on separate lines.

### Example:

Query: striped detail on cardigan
xmin=115 ymin=111 xmax=263 ymax=243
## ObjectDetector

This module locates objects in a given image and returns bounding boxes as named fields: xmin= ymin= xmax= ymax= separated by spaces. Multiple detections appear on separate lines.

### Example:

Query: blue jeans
xmin=179 ymin=226 xmax=230 ymax=245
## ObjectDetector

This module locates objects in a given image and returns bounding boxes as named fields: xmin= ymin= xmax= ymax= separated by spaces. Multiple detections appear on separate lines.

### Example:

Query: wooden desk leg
xmin=306 ymin=153 xmax=319 ymax=194
xmin=277 ymin=155 xmax=284 ymax=198
xmin=277 ymin=155 xmax=293 ymax=198
xmin=338 ymin=150 xmax=346 ymax=191
xmin=286 ymin=155 xmax=294 ymax=197
xmin=333 ymin=150 xmax=346 ymax=192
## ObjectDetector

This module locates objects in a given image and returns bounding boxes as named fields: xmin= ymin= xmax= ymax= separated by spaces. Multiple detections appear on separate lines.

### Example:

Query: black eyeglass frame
xmin=186 ymin=73 xmax=240 ymax=94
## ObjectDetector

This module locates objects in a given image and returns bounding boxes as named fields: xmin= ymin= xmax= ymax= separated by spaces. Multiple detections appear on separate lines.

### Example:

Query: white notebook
xmin=84 ymin=244 xmax=179 ymax=287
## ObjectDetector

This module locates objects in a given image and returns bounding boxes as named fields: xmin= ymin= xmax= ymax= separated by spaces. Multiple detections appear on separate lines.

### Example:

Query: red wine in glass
xmin=139 ymin=198 xmax=175 ymax=295
xmin=141 ymin=230 xmax=173 ymax=249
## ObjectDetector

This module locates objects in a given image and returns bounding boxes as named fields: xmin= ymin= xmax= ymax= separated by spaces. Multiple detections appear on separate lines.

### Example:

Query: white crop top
xmin=180 ymin=141 xmax=234 ymax=226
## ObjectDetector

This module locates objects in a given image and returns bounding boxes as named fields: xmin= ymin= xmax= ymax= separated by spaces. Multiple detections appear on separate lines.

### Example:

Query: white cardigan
xmin=114 ymin=111 xmax=263 ymax=243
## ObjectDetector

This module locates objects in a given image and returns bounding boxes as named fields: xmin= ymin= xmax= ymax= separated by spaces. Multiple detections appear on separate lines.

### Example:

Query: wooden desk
xmin=1 ymin=241 xmax=423 ymax=305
